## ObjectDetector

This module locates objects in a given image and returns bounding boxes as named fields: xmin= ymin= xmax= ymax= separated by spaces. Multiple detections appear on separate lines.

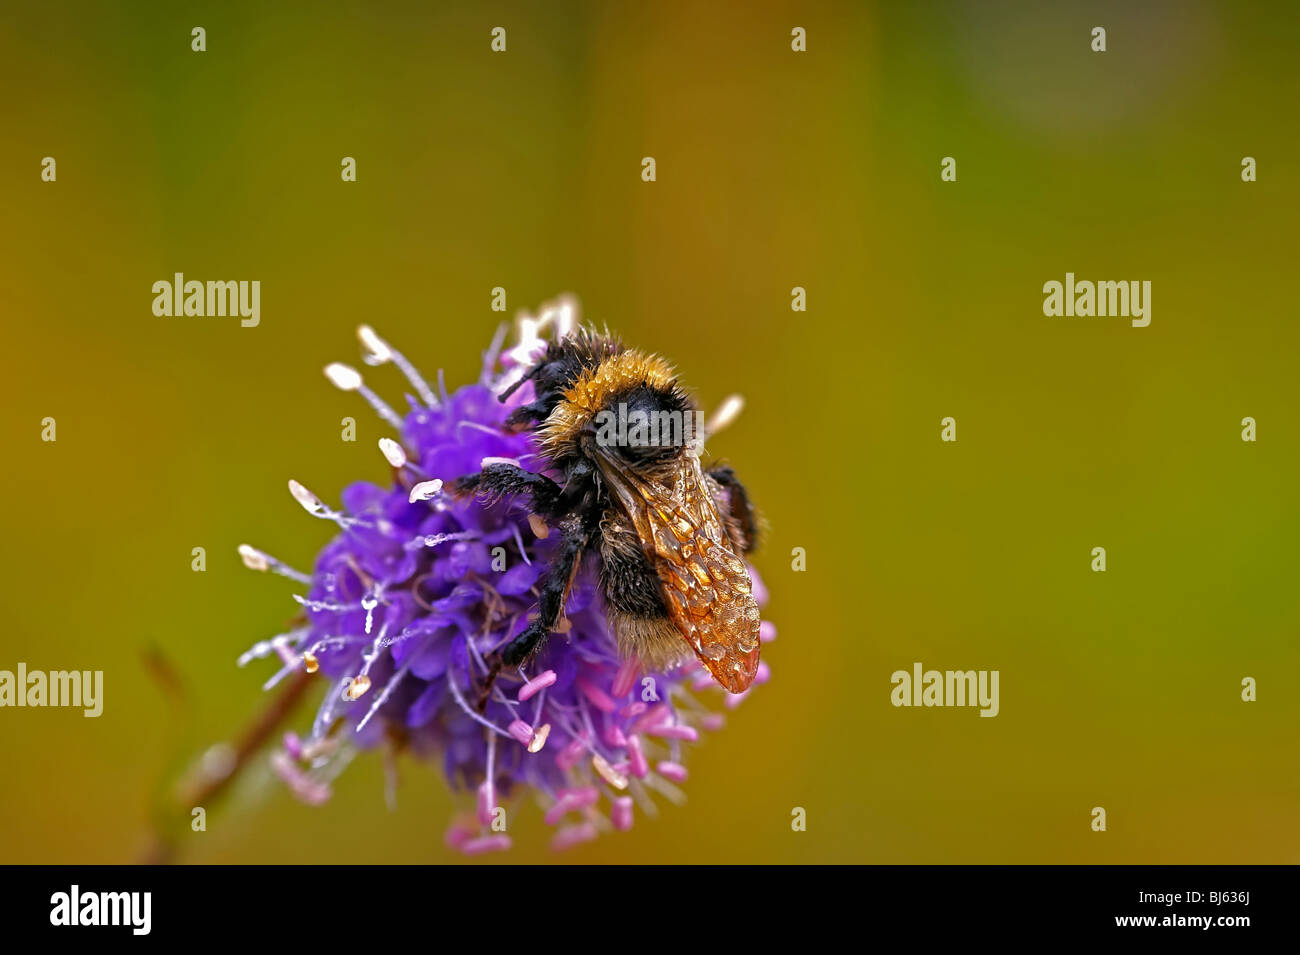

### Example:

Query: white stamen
xmin=312 ymin=675 xmax=351 ymax=739
xmin=706 ymin=394 xmax=745 ymax=436
xmin=456 ymin=421 xmax=506 ymax=441
xmin=498 ymin=295 xmax=580 ymax=390
xmin=324 ymin=362 xmax=363 ymax=392
xmin=480 ymin=456 xmax=521 ymax=469
xmin=237 ymin=629 xmax=308 ymax=667
xmin=481 ymin=323 xmax=508 ymax=383
xmin=357 ymin=325 xmax=393 ymax=363
xmin=443 ymin=657 xmax=517 ymax=741
xmin=288 ymin=479 xmax=325 ymax=514
xmin=293 ymin=594 xmax=364 ymax=612
xmin=509 ymin=523 xmax=532 ymax=566
xmin=514 ymin=317 xmax=541 ymax=353
xmin=500 ymin=319 xmax=544 ymax=387
xmin=408 ymin=479 xmax=443 ymax=503
xmin=361 ymin=593 xmax=379 ymax=635
xmin=378 ymin=438 xmax=407 ymax=468
xmin=262 ymin=662 xmax=299 ymax=691
xmin=536 ymin=294 xmax=579 ymax=339
xmin=642 ymin=771 xmax=688 ymax=807
xmin=356 ymin=664 xmax=409 ymax=733
xmin=326 ymin=362 xmax=406 ymax=429
xmin=343 ymin=674 xmax=372 ymax=701
xmin=592 ymin=752 xmax=629 ymax=790
xmin=403 ymin=530 xmax=478 ymax=551
xmin=236 ymin=543 xmax=312 ymax=585
xmin=354 ymin=325 xmax=439 ymax=408
xmin=300 ymin=736 xmax=339 ymax=762
xmin=317 ymin=745 xmax=357 ymax=784
xmin=237 ymin=544 xmax=270 ymax=572
xmin=527 ymin=722 xmax=552 ymax=753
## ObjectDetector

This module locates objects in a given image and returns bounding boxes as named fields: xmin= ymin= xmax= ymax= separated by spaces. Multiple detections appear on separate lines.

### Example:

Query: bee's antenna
xmin=498 ymin=361 xmax=542 ymax=403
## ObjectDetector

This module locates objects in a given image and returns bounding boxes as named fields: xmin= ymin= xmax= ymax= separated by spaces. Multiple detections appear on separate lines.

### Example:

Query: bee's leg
xmin=502 ymin=514 xmax=589 ymax=664
xmin=452 ymin=462 xmax=565 ymax=518
xmin=503 ymin=402 xmax=550 ymax=431
xmin=706 ymin=465 xmax=759 ymax=553
xmin=476 ymin=515 xmax=590 ymax=710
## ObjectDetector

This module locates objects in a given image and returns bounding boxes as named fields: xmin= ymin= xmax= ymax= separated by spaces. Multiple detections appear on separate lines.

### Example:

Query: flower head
xmin=238 ymin=299 xmax=773 ymax=853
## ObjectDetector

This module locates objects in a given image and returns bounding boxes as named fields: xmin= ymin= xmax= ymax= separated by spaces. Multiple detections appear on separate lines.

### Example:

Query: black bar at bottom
xmin=1 ymin=864 xmax=1281 ymax=940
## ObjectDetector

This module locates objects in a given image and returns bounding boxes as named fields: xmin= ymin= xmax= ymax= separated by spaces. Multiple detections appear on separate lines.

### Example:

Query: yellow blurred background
xmin=1 ymin=0 xmax=1296 ymax=863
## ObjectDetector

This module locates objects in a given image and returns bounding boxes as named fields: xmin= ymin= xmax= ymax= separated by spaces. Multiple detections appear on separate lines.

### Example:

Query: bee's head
xmin=588 ymin=381 xmax=697 ymax=468
xmin=538 ymin=347 xmax=697 ymax=472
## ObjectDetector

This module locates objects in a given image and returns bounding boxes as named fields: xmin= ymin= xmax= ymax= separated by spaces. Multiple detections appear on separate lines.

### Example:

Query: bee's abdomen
xmin=598 ymin=511 xmax=669 ymax=618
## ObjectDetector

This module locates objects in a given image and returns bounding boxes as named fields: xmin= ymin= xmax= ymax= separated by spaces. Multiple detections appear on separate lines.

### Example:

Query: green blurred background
xmin=1 ymin=0 xmax=1297 ymax=863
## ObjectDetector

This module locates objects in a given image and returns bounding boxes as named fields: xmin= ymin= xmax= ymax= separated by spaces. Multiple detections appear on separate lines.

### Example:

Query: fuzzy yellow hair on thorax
xmin=563 ymin=350 xmax=676 ymax=412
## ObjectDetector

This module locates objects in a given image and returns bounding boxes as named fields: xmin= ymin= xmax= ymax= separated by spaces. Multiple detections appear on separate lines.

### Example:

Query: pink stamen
xmin=460 ymin=834 xmax=513 ymax=856
xmin=269 ymin=752 xmax=331 ymax=806
xmin=629 ymin=704 xmax=671 ymax=735
xmin=699 ymin=713 xmax=726 ymax=732
xmin=555 ymin=733 xmax=588 ymax=771
xmin=725 ymin=690 xmax=750 ymax=710
xmin=619 ymin=701 xmax=648 ymax=720
xmin=517 ymin=669 xmax=557 ymax=702
xmin=690 ymin=671 xmax=717 ymax=692
xmin=576 ymin=676 xmax=617 ymax=713
xmin=680 ymin=659 xmax=702 ymax=674
xmin=444 ymin=821 xmax=475 ymax=850
xmin=626 ymin=735 xmax=648 ymax=778
xmin=551 ymin=822 xmax=598 ymax=851
xmin=760 ymin=621 xmax=777 ymax=643
xmin=604 ymin=724 xmax=628 ymax=748
xmin=754 ymin=661 xmax=771 ymax=685
xmin=557 ymin=785 xmax=600 ymax=804
xmin=611 ymin=657 xmax=640 ymax=697
xmin=282 ymin=731 xmax=303 ymax=760
xmin=507 ymin=719 xmax=535 ymax=747
xmin=611 ymin=796 xmax=634 ymax=831
xmin=646 ymin=723 xmax=698 ymax=742
xmin=477 ymin=779 xmax=496 ymax=826
xmin=656 ymin=761 xmax=689 ymax=784
xmin=544 ymin=786 xmax=599 ymax=825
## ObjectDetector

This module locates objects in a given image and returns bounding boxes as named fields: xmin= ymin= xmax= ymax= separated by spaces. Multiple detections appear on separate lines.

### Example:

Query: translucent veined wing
xmin=598 ymin=452 xmax=761 ymax=692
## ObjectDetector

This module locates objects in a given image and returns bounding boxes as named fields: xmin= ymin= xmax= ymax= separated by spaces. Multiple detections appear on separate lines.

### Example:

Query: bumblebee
xmin=453 ymin=329 xmax=762 ymax=705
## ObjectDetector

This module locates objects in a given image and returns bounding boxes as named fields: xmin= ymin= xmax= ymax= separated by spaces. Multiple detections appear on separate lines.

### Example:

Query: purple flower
xmin=238 ymin=300 xmax=773 ymax=853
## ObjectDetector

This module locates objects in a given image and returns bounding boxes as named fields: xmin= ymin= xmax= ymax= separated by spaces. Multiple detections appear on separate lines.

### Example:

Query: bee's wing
xmin=596 ymin=451 xmax=761 ymax=693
